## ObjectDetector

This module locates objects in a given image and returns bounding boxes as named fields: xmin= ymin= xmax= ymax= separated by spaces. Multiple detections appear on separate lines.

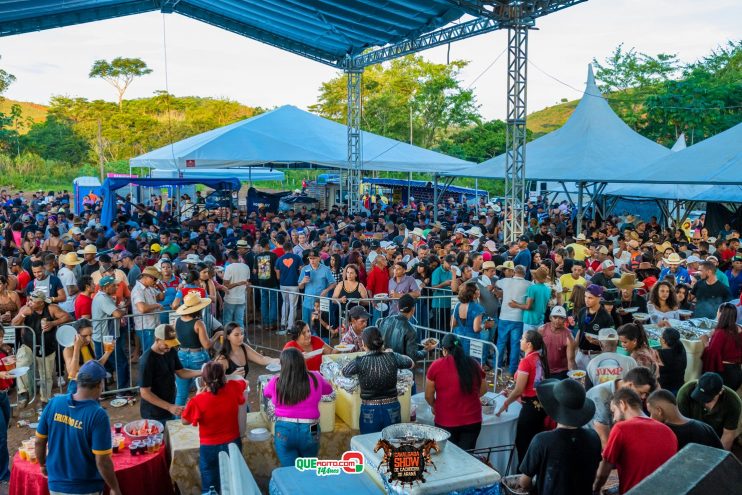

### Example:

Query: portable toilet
xmin=73 ymin=176 xmax=102 ymax=215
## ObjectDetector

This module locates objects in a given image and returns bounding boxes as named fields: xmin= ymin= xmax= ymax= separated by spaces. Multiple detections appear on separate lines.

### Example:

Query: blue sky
xmin=1 ymin=0 xmax=739 ymax=120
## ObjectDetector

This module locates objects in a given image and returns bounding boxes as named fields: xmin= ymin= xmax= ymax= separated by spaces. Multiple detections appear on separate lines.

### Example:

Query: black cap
xmin=369 ymin=240 xmax=380 ymax=249
xmin=691 ymin=372 xmax=723 ymax=404
xmin=351 ymin=240 xmax=362 ymax=249
xmin=399 ymin=294 xmax=416 ymax=312
xmin=518 ymin=235 xmax=530 ymax=242
xmin=444 ymin=254 xmax=456 ymax=264
xmin=348 ymin=306 xmax=371 ymax=320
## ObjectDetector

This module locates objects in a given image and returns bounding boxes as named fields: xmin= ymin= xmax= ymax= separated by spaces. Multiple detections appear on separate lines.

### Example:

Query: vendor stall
xmin=640 ymin=317 xmax=716 ymax=382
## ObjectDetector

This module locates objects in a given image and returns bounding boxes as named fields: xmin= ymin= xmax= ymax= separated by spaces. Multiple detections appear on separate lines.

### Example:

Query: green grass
xmin=526 ymin=99 xmax=578 ymax=138
xmin=0 ymin=98 xmax=49 ymax=133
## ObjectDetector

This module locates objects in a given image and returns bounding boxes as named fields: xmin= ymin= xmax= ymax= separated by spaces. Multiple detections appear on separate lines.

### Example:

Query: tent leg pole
xmin=576 ymin=181 xmax=584 ymax=236
xmin=475 ymin=178 xmax=479 ymax=215
xmin=408 ymin=172 xmax=412 ymax=205
xmin=433 ymin=175 xmax=439 ymax=221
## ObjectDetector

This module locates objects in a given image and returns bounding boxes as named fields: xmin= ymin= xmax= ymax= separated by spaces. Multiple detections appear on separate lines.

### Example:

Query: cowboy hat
xmin=481 ymin=261 xmax=497 ymax=270
xmin=531 ymin=265 xmax=550 ymax=283
xmin=176 ymin=292 xmax=212 ymax=316
xmin=611 ymin=273 xmax=644 ymax=290
xmin=139 ymin=267 xmax=161 ymax=280
xmin=83 ymin=245 xmax=98 ymax=255
xmin=624 ymin=215 xmax=636 ymax=224
xmin=662 ymin=252 xmax=683 ymax=265
xmin=411 ymin=227 xmax=427 ymax=239
xmin=655 ymin=241 xmax=674 ymax=253
xmin=60 ymin=252 xmax=83 ymax=266
xmin=496 ymin=260 xmax=515 ymax=271
xmin=574 ymin=233 xmax=587 ymax=242
xmin=536 ymin=379 xmax=596 ymax=428
xmin=627 ymin=239 xmax=640 ymax=249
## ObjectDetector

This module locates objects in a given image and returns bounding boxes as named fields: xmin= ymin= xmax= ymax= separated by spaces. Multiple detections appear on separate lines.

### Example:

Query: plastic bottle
xmin=208 ymin=486 xmax=218 ymax=495
xmin=410 ymin=404 xmax=417 ymax=422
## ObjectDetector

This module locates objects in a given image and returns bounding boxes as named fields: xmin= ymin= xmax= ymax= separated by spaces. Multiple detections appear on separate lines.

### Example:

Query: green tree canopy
xmin=89 ymin=57 xmax=153 ymax=110
xmin=310 ymin=55 xmax=480 ymax=148
xmin=21 ymin=115 xmax=89 ymax=163
xmin=435 ymin=119 xmax=509 ymax=163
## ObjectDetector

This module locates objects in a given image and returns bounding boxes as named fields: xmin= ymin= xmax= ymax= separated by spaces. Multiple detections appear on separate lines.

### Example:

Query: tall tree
xmin=88 ymin=57 xmax=152 ymax=110
xmin=0 ymin=56 xmax=18 ymax=152
xmin=310 ymin=55 xmax=479 ymax=148
xmin=435 ymin=119 xmax=510 ymax=163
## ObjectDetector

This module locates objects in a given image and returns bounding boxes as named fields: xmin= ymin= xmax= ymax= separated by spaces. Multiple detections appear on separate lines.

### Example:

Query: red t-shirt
xmin=17 ymin=270 xmax=31 ymax=305
xmin=181 ymin=379 xmax=246 ymax=445
xmin=74 ymin=293 xmax=93 ymax=319
xmin=426 ymin=355 xmax=484 ymax=428
xmin=516 ymin=351 xmax=545 ymax=398
xmin=272 ymin=247 xmax=285 ymax=258
xmin=366 ymin=266 xmax=390 ymax=297
xmin=602 ymin=416 xmax=677 ymax=494
xmin=283 ymin=337 xmax=325 ymax=371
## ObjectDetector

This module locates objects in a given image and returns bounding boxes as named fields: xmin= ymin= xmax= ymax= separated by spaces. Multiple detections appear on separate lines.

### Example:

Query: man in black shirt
xmin=519 ymin=378 xmax=602 ymax=495
xmin=575 ymin=284 xmax=615 ymax=370
xmin=647 ymin=389 xmax=723 ymax=450
xmin=691 ymin=261 xmax=731 ymax=319
xmin=139 ymin=324 xmax=201 ymax=421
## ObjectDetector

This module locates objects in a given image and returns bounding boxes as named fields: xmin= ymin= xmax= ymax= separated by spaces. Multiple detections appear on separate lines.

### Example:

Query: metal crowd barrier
xmin=5 ymin=326 xmax=36 ymax=408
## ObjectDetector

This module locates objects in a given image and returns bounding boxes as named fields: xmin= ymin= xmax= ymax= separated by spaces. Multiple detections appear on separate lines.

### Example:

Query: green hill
xmin=526 ymin=99 xmax=578 ymax=138
xmin=0 ymin=98 xmax=49 ymax=133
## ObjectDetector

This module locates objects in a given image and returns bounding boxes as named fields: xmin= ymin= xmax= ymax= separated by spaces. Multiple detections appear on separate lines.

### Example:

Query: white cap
xmin=550 ymin=306 xmax=567 ymax=318
xmin=601 ymin=259 xmax=616 ymax=270
xmin=686 ymin=255 xmax=702 ymax=264
xmin=598 ymin=328 xmax=618 ymax=341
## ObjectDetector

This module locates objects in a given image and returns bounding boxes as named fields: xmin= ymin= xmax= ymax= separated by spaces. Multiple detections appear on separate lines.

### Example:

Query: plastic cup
xmin=19 ymin=448 xmax=27 ymax=461
xmin=2 ymin=356 xmax=16 ymax=371
xmin=103 ymin=336 xmax=115 ymax=353
xmin=129 ymin=441 xmax=139 ymax=456
xmin=26 ymin=450 xmax=36 ymax=463
xmin=114 ymin=422 xmax=123 ymax=434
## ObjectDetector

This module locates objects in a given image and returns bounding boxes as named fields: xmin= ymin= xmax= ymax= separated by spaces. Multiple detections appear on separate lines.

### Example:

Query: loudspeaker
xmin=626 ymin=443 xmax=742 ymax=495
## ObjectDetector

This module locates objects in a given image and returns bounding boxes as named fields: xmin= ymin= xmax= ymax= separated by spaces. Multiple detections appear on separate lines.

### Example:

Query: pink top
xmin=264 ymin=371 xmax=332 ymax=420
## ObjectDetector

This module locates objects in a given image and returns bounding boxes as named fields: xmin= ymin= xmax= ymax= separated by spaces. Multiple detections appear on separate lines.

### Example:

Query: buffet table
xmin=351 ymin=432 xmax=501 ymax=494
xmin=412 ymin=391 xmax=520 ymax=475
xmin=167 ymin=413 xmax=356 ymax=495
xmin=9 ymin=443 xmax=173 ymax=495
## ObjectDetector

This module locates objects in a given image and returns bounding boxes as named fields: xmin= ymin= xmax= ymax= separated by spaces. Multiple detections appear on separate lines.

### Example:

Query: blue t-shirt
xmin=275 ymin=253 xmax=302 ymax=286
xmin=513 ymin=249 xmax=532 ymax=280
xmin=36 ymin=394 xmax=112 ymax=494
xmin=302 ymin=263 xmax=336 ymax=309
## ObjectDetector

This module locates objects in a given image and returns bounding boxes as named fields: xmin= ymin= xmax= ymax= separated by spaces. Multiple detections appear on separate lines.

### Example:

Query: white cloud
xmin=1 ymin=0 xmax=739 ymax=120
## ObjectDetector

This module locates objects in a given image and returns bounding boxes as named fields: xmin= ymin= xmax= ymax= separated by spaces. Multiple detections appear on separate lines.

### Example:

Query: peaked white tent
xmin=130 ymin=105 xmax=474 ymax=174
xmin=448 ymin=64 xmax=671 ymax=182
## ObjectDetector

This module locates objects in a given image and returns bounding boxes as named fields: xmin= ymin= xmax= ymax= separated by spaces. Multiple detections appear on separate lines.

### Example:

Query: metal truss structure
xmin=346 ymin=66 xmax=364 ymax=212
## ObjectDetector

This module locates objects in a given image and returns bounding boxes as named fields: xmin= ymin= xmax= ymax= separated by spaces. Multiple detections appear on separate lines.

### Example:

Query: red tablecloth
xmin=9 ymin=441 xmax=175 ymax=495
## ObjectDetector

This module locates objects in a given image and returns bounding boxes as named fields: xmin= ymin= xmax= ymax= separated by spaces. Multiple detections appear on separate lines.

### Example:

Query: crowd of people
xmin=0 ymin=188 xmax=737 ymax=494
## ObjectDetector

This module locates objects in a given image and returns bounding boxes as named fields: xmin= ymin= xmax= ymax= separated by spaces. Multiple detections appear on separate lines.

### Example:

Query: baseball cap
xmin=691 ymin=372 xmax=723 ymax=404
xmin=76 ymin=360 xmax=107 ymax=383
xmin=597 ymin=246 xmax=610 ymax=255
xmin=598 ymin=328 xmax=618 ymax=341
xmin=444 ymin=254 xmax=457 ymax=264
xmin=399 ymin=294 xmax=416 ymax=312
xmin=585 ymin=284 xmax=604 ymax=298
xmin=550 ymin=306 xmax=567 ymax=318
xmin=348 ymin=306 xmax=371 ymax=320
xmin=154 ymin=324 xmax=181 ymax=348
xmin=601 ymin=259 xmax=616 ymax=270
xmin=686 ymin=255 xmax=702 ymax=264
xmin=99 ymin=276 xmax=116 ymax=288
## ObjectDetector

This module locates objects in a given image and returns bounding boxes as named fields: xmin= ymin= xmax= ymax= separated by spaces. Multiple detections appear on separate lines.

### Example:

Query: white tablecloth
xmin=412 ymin=391 xmax=520 ymax=475
xmin=351 ymin=432 xmax=500 ymax=494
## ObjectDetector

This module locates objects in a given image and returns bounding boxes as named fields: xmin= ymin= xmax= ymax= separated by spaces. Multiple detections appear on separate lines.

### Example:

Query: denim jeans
xmin=274 ymin=421 xmax=320 ymax=467
xmin=260 ymin=288 xmax=278 ymax=325
xmin=94 ymin=336 xmax=130 ymax=390
xmin=497 ymin=319 xmax=524 ymax=375
xmin=360 ymin=401 xmax=401 ymax=434
xmin=222 ymin=303 xmax=246 ymax=327
xmin=279 ymin=286 xmax=299 ymax=329
xmin=0 ymin=392 xmax=10 ymax=481
xmin=176 ymin=350 xmax=210 ymax=406
xmin=137 ymin=328 xmax=155 ymax=354
xmin=199 ymin=438 xmax=241 ymax=494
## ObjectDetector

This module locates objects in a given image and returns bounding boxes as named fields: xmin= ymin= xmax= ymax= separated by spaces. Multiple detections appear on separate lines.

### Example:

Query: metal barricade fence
xmin=5 ymin=326 xmax=36 ymax=408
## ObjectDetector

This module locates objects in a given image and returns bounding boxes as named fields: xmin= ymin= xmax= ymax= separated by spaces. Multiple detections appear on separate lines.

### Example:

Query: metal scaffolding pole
xmin=346 ymin=65 xmax=363 ymax=212
xmin=503 ymin=22 xmax=529 ymax=242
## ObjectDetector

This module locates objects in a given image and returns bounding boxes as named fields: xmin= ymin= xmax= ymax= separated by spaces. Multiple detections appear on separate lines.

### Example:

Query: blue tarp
xmin=130 ymin=105 xmax=474 ymax=174
xmin=100 ymin=177 xmax=241 ymax=227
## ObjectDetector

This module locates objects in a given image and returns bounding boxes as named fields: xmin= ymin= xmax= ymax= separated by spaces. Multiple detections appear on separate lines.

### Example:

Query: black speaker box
xmin=627 ymin=443 xmax=742 ymax=495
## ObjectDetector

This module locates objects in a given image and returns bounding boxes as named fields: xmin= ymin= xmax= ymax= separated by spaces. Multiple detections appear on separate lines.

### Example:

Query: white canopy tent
xmin=130 ymin=105 xmax=474 ymax=174
xmin=448 ymin=64 xmax=671 ymax=183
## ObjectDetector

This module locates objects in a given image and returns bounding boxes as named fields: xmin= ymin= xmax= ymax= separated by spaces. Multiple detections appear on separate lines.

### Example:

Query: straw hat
xmin=625 ymin=215 xmax=636 ymax=224
xmin=627 ymin=239 xmax=640 ymax=249
xmin=575 ymin=233 xmax=587 ymax=242
xmin=60 ymin=252 xmax=83 ymax=266
xmin=531 ymin=265 xmax=550 ymax=283
xmin=662 ymin=252 xmax=683 ymax=265
xmin=466 ymin=226 xmax=483 ymax=237
xmin=183 ymin=254 xmax=202 ymax=264
xmin=611 ymin=273 xmax=644 ymax=290
xmin=139 ymin=267 xmax=161 ymax=280
xmin=655 ymin=241 xmax=674 ymax=253
xmin=482 ymin=261 xmax=497 ymax=270
xmin=83 ymin=245 xmax=98 ymax=255
xmin=176 ymin=292 xmax=212 ymax=316
xmin=496 ymin=260 xmax=515 ymax=271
